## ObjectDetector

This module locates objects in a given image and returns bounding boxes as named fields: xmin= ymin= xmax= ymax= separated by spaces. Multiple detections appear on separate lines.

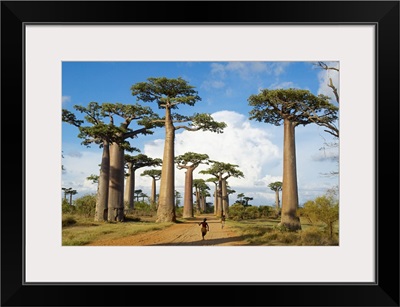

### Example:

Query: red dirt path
xmin=86 ymin=214 xmax=249 ymax=246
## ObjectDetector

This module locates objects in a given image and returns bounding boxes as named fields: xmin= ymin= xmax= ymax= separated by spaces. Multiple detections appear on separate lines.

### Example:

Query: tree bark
xmin=157 ymin=108 xmax=176 ymax=222
xmin=221 ymin=179 xmax=229 ymax=218
xmin=124 ymin=162 xmax=135 ymax=211
xmin=182 ymin=169 xmax=194 ymax=218
xmin=216 ymin=175 xmax=223 ymax=217
xmin=94 ymin=142 xmax=110 ymax=221
xmin=108 ymin=143 xmax=125 ymax=222
xmin=195 ymin=187 xmax=201 ymax=214
xmin=150 ymin=177 xmax=157 ymax=205
xmin=275 ymin=190 xmax=280 ymax=210
xmin=213 ymin=183 xmax=218 ymax=215
xmin=280 ymin=119 xmax=301 ymax=230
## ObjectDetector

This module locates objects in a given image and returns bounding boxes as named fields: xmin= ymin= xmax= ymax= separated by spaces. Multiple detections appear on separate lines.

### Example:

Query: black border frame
xmin=1 ymin=1 xmax=399 ymax=306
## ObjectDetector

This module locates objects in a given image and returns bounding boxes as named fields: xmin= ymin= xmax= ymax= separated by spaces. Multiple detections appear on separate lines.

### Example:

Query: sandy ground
xmin=86 ymin=213 xmax=250 ymax=246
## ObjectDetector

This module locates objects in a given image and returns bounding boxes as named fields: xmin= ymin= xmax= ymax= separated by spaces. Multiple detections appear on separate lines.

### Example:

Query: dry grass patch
xmin=62 ymin=215 xmax=173 ymax=246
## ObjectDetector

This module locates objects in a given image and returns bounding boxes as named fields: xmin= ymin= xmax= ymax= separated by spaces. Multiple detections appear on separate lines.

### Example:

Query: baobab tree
xmin=175 ymin=152 xmax=209 ymax=218
xmin=248 ymin=88 xmax=338 ymax=230
xmin=206 ymin=177 xmax=219 ymax=215
xmin=236 ymin=193 xmax=245 ymax=205
xmin=62 ymin=187 xmax=71 ymax=201
xmin=141 ymin=169 xmax=162 ymax=208
xmin=68 ymin=189 xmax=77 ymax=206
xmin=62 ymin=103 xmax=118 ymax=222
xmin=101 ymin=103 xmax=157 ymax=222
xmin=131 ymin=77 xmax=227 ymax=222
xmin=125 ymin=154 xmax=162 ymax=211
xmin=268 ymin=181 xmax=282 ymax=211
xmin=193 ymin=179 xmax=210 ymax=214
xmin=243 ymin=196 xmax=253 ymax=206
xmin=63 ymin=102 xmax=157 ymax=222
xmin=200 ymin=161 xmax=244 ymax=218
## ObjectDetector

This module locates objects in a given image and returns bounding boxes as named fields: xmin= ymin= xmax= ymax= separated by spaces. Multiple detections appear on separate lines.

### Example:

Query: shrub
xmin=62 ymin=215 xmax=77 ymax=227
xmin=229 ymin=203 xmax=246 ymax=220
xmin=301 ymin=195 xmax=339 ymax=239
xmin=258 ymin=205 xmax=275 ymax=218
xmin=244 ymin=206 xmax=259 ymax=219
xmin=62 ymin=198 xmax=76 ymax=214
xmin=74 ymin=194 xmax=96 ymax=217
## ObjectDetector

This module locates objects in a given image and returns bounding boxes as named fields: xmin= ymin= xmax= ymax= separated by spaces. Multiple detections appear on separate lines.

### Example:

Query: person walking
xmin=198 ymin=218 xmax=210 ymax=240
xmin=221 ymin=214 xmax=226 ymax=229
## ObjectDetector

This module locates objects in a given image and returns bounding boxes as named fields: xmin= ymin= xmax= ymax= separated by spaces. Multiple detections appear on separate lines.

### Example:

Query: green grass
xmin=227 ymin=217 xmax=339 ymax=246
xmin=62 ymin=215 xmax=173 ymax=246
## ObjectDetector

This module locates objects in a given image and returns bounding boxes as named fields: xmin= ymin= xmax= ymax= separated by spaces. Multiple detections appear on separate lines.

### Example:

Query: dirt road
xmin=87 ymin=214 xmax=249 ymax=246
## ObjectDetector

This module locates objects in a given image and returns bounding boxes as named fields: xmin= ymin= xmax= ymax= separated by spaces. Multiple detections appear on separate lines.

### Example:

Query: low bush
xmin=62 ymin=215 xmax=77 ymax=227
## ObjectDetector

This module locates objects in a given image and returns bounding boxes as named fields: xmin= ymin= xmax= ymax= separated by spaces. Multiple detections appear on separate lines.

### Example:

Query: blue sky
xmin=62 ymin=61 xmax=339 ymax=206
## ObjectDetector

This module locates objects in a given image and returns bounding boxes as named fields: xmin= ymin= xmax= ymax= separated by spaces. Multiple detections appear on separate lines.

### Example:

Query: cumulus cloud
xmin=61 ymin=151 xmax=101 ymax=197
xmin=140 ymin=110 xmax=281 ymax=205
xmin=62 ymin=110 xmax=339 ymax=206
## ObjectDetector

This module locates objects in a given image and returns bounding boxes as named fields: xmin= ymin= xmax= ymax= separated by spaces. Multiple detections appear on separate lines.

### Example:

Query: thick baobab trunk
xmin=182 ymin=170 xmax=194 ymax=218
xmin=69 ymin=193 xmax=73 ymax=206
xmin=124 ymin=162 xmax=135 ymax=211
xmin=200 ymin=195 xmax=206 ymax=212
xmin=157 ymin=108 xmax=176 ymax=222
xmin=94 ymin=142 xmax=110 ymax=221
xmin=108 ymin=143 xmax=125 ymax=222
xmin=221 ymin=179 xmax=229 ymax=218
xmin=280 ymin=119 xmax=301 ymax=231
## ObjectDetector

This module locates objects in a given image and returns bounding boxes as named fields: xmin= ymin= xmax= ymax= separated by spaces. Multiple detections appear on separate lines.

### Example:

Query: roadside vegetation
xmin=62 ymin=189 xmax=338 ymax=246
xmin=62 ymin=195 xmax=173 ymax=246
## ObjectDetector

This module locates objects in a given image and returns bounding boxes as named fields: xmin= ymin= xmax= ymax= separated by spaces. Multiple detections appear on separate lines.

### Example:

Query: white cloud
xmin=62 ymin=151 xmax=101 ymax=197
xmin=141 ymin=110 xmax=281 ymax=205
xmin=62 ymin=111 xmax=339 ymax=207
xmin=317 ymin=61 xmax=340 ymax=102
xmin=62 ymin=96 xmax=71 ymax=104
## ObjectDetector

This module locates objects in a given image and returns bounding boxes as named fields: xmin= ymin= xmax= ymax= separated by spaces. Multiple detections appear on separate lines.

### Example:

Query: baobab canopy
xmin=248 ymin=88 xmax=338 ymax=128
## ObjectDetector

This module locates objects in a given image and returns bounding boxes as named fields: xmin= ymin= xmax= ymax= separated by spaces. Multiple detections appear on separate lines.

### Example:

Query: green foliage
xmin=74 ymin=194 xmax=96 ymax=217
xmin=126 ymin=154 xmax=162 ymax=170
xmin=229 ymin=203 xmax=246 ymax=220
xmin=62 ymin=199 xmax=76 ymax=214
xmin=248 ymin=88 xmax=338 ymax=128
xmin=243 ymin=206 xmax=259 ymax=219
xmin=268 ymin=181 xmax=282 ymax=191
xmin=257 ymin=205 xmax=274 ymax=218
xmin=175 ymin=152 xmax=209 ymax=167
xmin=190 ymin=113 xmax=227 ymax=133
xmin=299 ymin=194 xmax=339 ymax=238
xmin=200 ymin=161 xmax=245 ymax=179
xmin=131 ymin=201 xmax=156 ymax=217
xmin=131 ymin=77 xmax=202 ymax=109
xmin=230 ymin=204 xmax=277 ymax=220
